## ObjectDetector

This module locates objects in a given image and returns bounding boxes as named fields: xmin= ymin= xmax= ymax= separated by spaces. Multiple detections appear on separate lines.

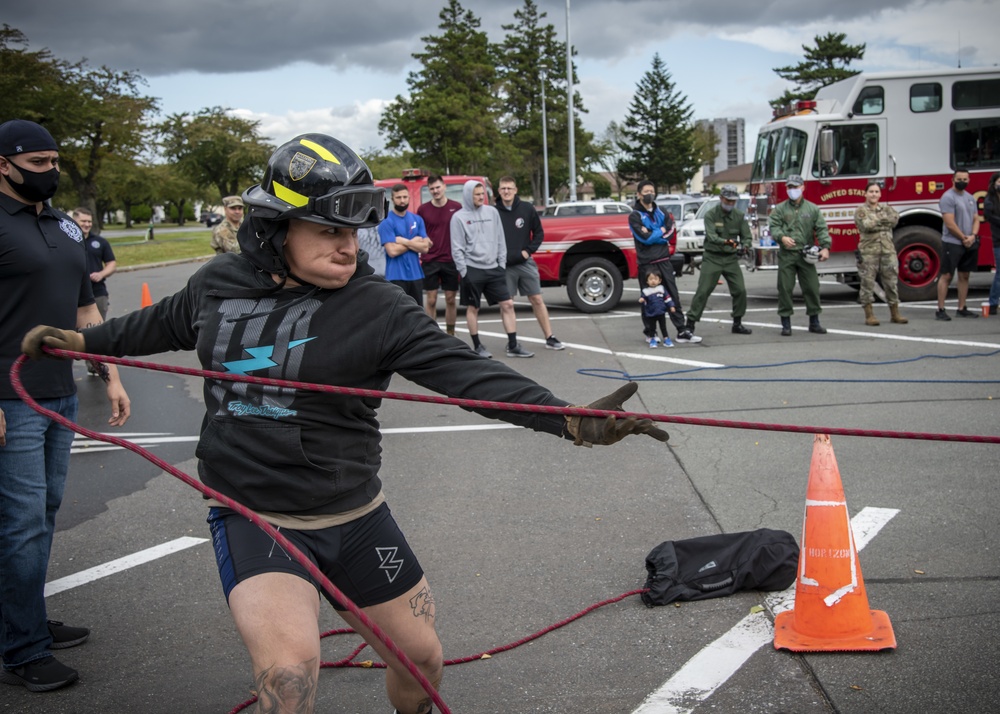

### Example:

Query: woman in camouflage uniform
xmin=853 ymin=181 xmax=907 ymax=326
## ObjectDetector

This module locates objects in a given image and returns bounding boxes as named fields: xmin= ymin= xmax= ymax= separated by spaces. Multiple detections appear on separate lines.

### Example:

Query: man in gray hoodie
xmin=450 ymin=180 xmax=533 ymax=358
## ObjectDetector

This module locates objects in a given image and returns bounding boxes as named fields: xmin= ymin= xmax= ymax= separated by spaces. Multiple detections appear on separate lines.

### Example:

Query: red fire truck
xmin=748 ymin=67 xmax=999 ymax=301
xmin=375 ymin=170 xmax=638 ymax=312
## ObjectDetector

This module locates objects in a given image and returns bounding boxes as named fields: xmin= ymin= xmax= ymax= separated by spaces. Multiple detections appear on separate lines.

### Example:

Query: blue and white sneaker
xmin=661 ymin=336 xmax=674 ymax=347
xmin=647 ymin=337 xmax=659 ymax=348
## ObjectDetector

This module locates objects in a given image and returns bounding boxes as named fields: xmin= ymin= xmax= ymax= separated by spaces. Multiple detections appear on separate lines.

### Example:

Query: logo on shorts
xmin=59 ymin=219 xmax=83 ymax=242
xmin=376 ymin=546 xmax=403 ymax=583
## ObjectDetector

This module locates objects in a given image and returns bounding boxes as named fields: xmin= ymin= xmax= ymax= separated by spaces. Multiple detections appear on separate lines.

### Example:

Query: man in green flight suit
xmin=684 ymin=185 xmax=753 ymax=337
xmin=769 ymin=174 xmax=831 ymax=336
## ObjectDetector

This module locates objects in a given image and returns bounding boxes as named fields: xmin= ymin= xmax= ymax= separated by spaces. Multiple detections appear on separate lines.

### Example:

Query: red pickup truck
xmin=374 ymin=170 xmax=638 ymax=312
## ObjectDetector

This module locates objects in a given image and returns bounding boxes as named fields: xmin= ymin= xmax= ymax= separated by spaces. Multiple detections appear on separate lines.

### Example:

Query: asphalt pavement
xmin=7 ymin=260 xmax=998 ymax=714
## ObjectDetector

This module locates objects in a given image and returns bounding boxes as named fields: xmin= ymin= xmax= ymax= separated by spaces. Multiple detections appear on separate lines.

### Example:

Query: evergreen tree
xmin=496 ymin=0 xmax=596 ymax=203
xmin=618 ymin=54 xmax=698 ymax=192
xmin=379 ymin=0 xmax=509 ymax=175
xmin=771 ymin=32 xmax=865 ymax=108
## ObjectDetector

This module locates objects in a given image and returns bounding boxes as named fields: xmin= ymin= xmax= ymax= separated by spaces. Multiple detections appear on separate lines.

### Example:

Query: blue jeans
xmin=990 ymin=245 xmax=1000 ymax=308
xmin=0 ymin=396 xmax=77 ymax=668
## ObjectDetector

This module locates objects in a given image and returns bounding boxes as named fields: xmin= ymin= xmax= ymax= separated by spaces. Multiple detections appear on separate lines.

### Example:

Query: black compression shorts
xmin=207 ymin=502 xmax=424 ymax=610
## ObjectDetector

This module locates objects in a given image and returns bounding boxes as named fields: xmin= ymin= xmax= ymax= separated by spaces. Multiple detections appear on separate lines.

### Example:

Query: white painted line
xmin=44 ymin=536 xmax=209 ymax=597
xmin=630 ymin=506 xmax=898 ymax=714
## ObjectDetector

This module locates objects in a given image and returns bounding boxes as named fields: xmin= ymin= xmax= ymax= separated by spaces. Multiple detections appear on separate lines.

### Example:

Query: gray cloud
xmin=6 ymin=0 xmax=927 ymax=76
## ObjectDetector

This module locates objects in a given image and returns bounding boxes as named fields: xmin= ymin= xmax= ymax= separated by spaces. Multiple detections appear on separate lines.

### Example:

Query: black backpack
xmin=641 ymin=528 xmax=799 ymax=607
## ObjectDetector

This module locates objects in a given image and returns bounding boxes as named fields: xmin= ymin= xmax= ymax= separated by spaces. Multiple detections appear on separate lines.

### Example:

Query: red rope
xmin=47 ymin=348 xmax=1000 ymax=444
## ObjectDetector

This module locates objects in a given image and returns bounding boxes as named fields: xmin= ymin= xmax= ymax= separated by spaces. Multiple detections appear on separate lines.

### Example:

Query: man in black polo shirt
xmin=0 ymin=120 xmax=131 ymax=693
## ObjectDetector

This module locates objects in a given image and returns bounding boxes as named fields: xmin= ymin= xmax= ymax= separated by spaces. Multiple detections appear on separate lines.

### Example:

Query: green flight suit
xmin=769 ymin=198 xmax=831 ymax=317
xmin=687 ymin=204 xmax=752 ymax=322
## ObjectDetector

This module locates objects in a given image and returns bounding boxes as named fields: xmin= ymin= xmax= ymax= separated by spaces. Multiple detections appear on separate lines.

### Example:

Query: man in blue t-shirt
xmin=378 ymin=184 xmax=430 ymax=304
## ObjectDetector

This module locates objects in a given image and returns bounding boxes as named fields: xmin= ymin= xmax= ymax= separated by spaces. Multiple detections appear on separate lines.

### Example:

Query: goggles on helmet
xmin=278 ymin=185 xmax=387 ymax=227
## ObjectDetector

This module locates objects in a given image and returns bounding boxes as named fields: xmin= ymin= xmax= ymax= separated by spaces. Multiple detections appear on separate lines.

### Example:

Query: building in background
xmin=697 ymin=118 xmax=746 ymax=180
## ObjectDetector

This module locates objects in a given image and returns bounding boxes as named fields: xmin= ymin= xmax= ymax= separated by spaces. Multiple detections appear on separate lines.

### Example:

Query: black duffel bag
xmin=641 ymin=528 xmax=798 ymax=607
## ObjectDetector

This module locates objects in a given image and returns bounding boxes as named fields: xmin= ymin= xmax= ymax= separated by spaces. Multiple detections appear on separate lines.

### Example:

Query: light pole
xmin=540 ymin=66 xmax=550 ymax=207
xmin=565 ymin=0 xmax=576 ymax=202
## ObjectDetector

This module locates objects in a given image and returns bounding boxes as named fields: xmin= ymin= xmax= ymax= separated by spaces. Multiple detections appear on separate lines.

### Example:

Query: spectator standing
xmin=357 ymin=226 xmax=385 ymax=277
xmin=72 ymin=207 xmax=116 ymax=320
xmin=210 ymin=195 xmax=244 ymax=254
xmin=853 ymin=181 xmax=907 ymax=326
xmin=417 ymin=176 xmax=461 ymax=334
xmin=21 ymin=133 xmax=668 ymax=713
xmin=984 ymin=171 xmax=1000 ymax=316
xmin=684 ymin=185 xmax=753 ymax=336
xmin=628 ymin=180 xmax=699 ymax=343
xmin=769 ymin=174 xmax=831 ymax=336
xmin=0 ymin=119 xmax=130 ymax=693
xmin=495 ymin=176 xmax=564 ymax=350
xmin=936 ymin=169 xmax=982 ymax=320
xmin=639 ymin=271 xmax=675 ymax=348
xmin=378 ymin=184 xmax=430 ymax=305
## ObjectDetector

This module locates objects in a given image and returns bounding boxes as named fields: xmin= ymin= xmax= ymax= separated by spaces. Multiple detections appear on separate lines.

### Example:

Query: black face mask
xmin=954 ymin=180 xmax=968 ymax=191
xmin=5 ymin=162 xmax=60 ymax=203
xmin=641 ymin=194 xmax=654 ymax=205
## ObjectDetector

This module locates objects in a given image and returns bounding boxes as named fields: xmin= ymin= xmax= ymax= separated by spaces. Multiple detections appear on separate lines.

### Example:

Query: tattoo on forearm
xmin=409 ymin=586 xmax=435 ymax=622
xmin=251 ymin=660 xmax=318 ymax=714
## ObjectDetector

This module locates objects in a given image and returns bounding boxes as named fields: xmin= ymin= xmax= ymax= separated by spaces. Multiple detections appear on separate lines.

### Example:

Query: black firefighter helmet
xmin=238 ymin=134 xmax=387 ymax=276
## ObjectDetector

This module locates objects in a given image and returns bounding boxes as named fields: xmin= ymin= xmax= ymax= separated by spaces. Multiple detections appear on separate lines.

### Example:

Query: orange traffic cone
xmin=141 ymin=282 xmax=153 ymax=308
xmin=773 ymin=434 xmax=896 ymax=652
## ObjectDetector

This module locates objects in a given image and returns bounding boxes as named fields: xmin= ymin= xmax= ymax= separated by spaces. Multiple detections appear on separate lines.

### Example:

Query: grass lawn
xmin=109 ymin=231 xmax=215 ymax=268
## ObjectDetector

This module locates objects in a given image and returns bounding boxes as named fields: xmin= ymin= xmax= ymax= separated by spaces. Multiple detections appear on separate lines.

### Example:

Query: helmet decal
xmin=298 ymin=138 xmax=340 ymax=164
xmin=289 ymin=152 xmax=317 ymax=181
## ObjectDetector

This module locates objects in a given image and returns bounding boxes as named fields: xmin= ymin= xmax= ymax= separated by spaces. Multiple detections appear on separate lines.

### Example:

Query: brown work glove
xmin=21 ymin=326 xmax=85 ymax=360
xmin=565 ymin=382 xmax=669 ymax=447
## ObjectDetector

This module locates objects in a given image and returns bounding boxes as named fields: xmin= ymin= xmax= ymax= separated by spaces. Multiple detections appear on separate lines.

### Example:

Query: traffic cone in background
xmin=141 ymin=282 xmax=153 ymax=308
xmin=773 ymin=434 xmax=896 ymax=652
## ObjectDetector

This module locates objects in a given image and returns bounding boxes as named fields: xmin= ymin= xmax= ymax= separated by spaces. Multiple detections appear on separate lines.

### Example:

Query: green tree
xmin=159 ymin=107 xmax=273 ymax=197
xmin=618 ymin=54 xmax=699 ymax=192
xmin=0 ymin=26 xmax=159 ymax=218
xmin=594 ymin=120 xmax=629 ymax=199
xmin=691 ymin=123 xmax=719 ymax=171
xmin=361 ymin=147 xmax=416 ymax=181
xmin=379 ymin=0 xmax=509 ymax=175
xmin=496 ymin=0 xmax=597 ymax=203
xmin=771 ymin=32 xmax=865 ymax=108
xmin=95 ymin=155 xmax=157 ymax=228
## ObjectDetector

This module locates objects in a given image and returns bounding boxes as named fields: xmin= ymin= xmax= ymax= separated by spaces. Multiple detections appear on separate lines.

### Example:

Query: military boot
xmin=780 ymin=316 xmax=792 ymax=336
xmin=808 ymin=315 xmax=827 ymax=334
xmin=732 ymin=317 xmax=752 ymax=335
xmin=863 ymin=304 xmax=880 ymax=326
xmin=889 ymin=303 xmax=908 ymax=324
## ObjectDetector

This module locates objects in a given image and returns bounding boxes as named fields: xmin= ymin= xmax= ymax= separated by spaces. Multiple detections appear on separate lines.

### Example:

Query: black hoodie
xmin=496 ymin=195 xmax=545 ymax=266
xmin=83 ymin=251 xmax=571 ymax=518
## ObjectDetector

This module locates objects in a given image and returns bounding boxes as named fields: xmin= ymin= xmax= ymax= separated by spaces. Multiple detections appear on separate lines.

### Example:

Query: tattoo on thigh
xmin=416 ymin=698 xmax=433 ymax=714
xmin=409 ymin=586 xmax=435 ymax=622
xmin=251 ymin=659 xmax=318 ymax=714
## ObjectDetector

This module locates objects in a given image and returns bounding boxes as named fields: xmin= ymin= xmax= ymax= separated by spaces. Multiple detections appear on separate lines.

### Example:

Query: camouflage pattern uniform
xmin=211 ymin=219 xmax=241 ymax=254
xmin=853 ymin=202 xmax=900 ymax=305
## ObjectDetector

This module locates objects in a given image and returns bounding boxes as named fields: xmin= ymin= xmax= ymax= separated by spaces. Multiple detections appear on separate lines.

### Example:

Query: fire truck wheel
xmin=566 ymin=256 xmax=623 ymax=313
xmin=894 ymin=225 xmax=942 ymax=302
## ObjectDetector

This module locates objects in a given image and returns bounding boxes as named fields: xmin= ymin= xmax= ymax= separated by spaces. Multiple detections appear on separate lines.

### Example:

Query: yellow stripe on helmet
xmin=272 ymin=181 xmax=309 ymax=208
xmin=299 ymin=139 xmax=340 ymax=164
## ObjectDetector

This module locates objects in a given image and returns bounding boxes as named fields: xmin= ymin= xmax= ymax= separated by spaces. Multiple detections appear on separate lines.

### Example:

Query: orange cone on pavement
xmin=774 ymin=434 xmax=896 ymax=652
xmin=141 ymin=282 xmax=153 ymax=308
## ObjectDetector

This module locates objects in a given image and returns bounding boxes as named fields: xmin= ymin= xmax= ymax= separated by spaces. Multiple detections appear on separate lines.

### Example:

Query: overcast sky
xmin=6 ymin=0 xmax=998 ymax=162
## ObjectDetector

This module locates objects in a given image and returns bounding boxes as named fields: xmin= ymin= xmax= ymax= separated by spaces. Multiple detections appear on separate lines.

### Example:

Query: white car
xmin=656 ymin=194 xmax=706 ymax=222
xmin=675 ymin=196 xmax=753 ymax=257
xmin=542 ymin=200 xmax=633 ymax=216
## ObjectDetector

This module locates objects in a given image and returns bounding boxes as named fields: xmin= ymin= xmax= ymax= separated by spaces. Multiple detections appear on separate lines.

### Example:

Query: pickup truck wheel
xmin=894 ymin=225 xmax=942 ymax=302
xmin=566 ymin=257 xmax=623 ymax=313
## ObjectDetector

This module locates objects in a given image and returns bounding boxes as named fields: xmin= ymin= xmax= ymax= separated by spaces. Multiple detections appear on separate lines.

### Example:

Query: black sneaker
xmin=48 ymin=620 xmax=89 ymax=650
xmin=505 ymin=343 xmax=534 ymax=358
xmin=545 ymin=335 xmax=565 ymax=350
xmin=732 ymin=322 xmax=752 ymax=335
xmin=675 ymin=330 xmax=702 ymax=344
xmin=955 ymin=307 xmax=979 ymax=318
xmin=0 ymin=656 xmax=79 ymax=692
xmin=935 ymin=309 xmax=951 ymax=321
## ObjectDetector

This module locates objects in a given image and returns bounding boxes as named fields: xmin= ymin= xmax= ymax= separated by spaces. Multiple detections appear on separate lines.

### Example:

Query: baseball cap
xmin=0 ymin=119 xmax=59 ymax=156
xmin=720 ymin=184 xmax=739 ymax=200
xmin=222 ymin=195 xmax=244 ymax=208
xmin=785 ymin=174 xmax=804 ymax=187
